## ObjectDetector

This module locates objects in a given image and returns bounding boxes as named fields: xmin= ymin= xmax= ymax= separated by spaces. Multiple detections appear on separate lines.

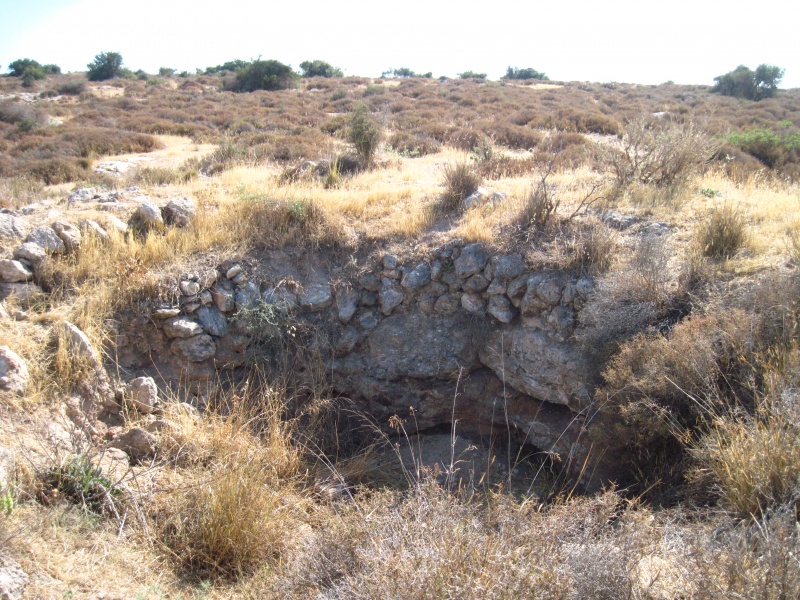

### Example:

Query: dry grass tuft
xmin=696 ymin=203 xmax=750 ymax=260
xmin=440 ymin=161 xmax=482 ymax=210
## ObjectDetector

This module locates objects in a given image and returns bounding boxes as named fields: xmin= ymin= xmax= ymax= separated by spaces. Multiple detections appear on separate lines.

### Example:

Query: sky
xmin=1 ymin=0 xmax=798 ymax=88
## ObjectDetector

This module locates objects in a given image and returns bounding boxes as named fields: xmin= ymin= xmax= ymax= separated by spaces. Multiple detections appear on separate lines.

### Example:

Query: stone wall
xmin=112 ymin=241 xmax=619 ymax=489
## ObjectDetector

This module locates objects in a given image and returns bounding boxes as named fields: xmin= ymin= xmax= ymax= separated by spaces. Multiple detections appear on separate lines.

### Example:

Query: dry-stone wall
xmin=113 ymin=241 xmax=619 ymax=489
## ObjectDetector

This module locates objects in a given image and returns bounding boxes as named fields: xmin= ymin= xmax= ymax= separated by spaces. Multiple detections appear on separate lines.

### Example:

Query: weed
xmin=440 ymin=161 xmax=481 ymax=210
xmin=45 ymin=454 xmax=120 ymax=514
xmin=696 ymin=204 xmax=749 ymax=260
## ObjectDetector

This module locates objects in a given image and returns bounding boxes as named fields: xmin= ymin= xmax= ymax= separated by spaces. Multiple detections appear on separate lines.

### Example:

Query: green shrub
xmin=347 ymin=105 xmax=382 ymax=166
xmin=712 ymin=64 xmax=784 ymax=100
xmin=726 ymin=123 xmax=800 ymax=169
xmin=503 ymin=66 xmax=548 ymax=81
xmin=46 ymin=454 xmax=120 ymax=514
xmin=158 ymin=67 xmax=176 ymax=77
xmin=228 ymin=59 xmax=298 ymax=92
xmin=458 ymin=71 xmax=487 ymax=80
xmin=299 ymin=60 xmax=343 ymax=78
xmin=87 ymin=51 xmax=124 ymax=81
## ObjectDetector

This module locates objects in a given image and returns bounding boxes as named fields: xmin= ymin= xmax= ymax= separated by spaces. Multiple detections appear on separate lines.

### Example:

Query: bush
xmin=504 ymin=66 xmax=548 ymax=81
xmin=726 ymin=123 xmax=800 ymax=170
xmin=712 ymin=64 xmax=784 ymax=100
xmin=300 ymin=60 xmax=343 ymax=78
xmin=347 ymin=105 xmax=382 ymax=165
xmin=608 ymin=116 xmax=717 ymax=192
xmin=458 ymin=71 xmax=487 ymax=80
xmin=696 ymin=204 xmax=749 ymax=260
xmin=440 ymin=162 xmax=481 ymax=210
xmin=158 ymin=67 xmax=176 ymax=77
xmin=228 ymin=59 xmax=298 ymax=92
xmin=57 ymin=79 xmax=87 ymax=95
xmin=87 ymin=51 xmax=124 ymax=81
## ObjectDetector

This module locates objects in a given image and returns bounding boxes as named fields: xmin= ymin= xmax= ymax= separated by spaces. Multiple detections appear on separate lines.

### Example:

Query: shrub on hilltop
xmin=712 ymin=64 xmax=784 ymax=100
xmin=299 ymin=60 xmax=343 ymax=78
xmin=504 ymin=66 xmax=548 ymax=81
xmin=227 ymin=59 xmax=298 ymax=92
xmin=87 ymin=51 xmax=124 ymax=81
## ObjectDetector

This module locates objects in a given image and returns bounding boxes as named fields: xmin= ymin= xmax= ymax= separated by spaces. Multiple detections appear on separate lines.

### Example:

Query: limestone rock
xmin=461 ymin=292 xmax=485 ymax=315
xmin=52 ymin=221 xmax=82 ymax=252
xmin=103 ymin=214 xmax=129 ymax=234
xmin=172 ymin=334 xmax=216 ymax=362
xmin=454 ymin=243 xmax=490 ymax=279
xmin=196 ymin=306 xmax=228 ymax=337
xmin=153 ymin=307 xmax=180 ymax=319
xmin=179 ymin=280 xmax=200 ymax=296
xmin=78 ymin=219 xmax=109 ymax=242
xmin=55 ymin=321 xmax=101 ymax=369
xmin=0 ymin=556 xmax=29 ymax=600
xmin=490 ymin=253 xmax=525 ymax=280
xmin=335 ymin=288 xmax=359 ymax=323
xmin=124 ymin=376 xmax=159 ymax=414
xmin=401 ymin=262 xmax=431 ymax=290
xmin=25 ymin=225 xmax=65 ymax=254
xmin=379 ymin=284 xmax=404 ymax=315
xmin=334 ymin=326 xmax=361 ymax=356
xmin=463 ymin=274 xmax=489 ymax=292
xmin=0 ymin=260 xmax=32 ymax=283
xmin=487 ymin=295 xmax=515 ymax=323
xmin=161 ymin=197 xmax=196 ymax=228
xmin=300 ymin=284 xmax=333 ymax=311
xmin=480 ymin=328 xmax=593 ymax=412
xmin=12 ymin=242 xmax=46 ymax=265
xmin=226 ymin=264 xmax=243 ymax=279
xmin=68 ymin=187 xmax=97 ymax=203
xmin=235 ymin=281 xmax=260 ymax=310
xmin=211 ymin=286 xmax=235 ymax=312
xmin=382 ymin=254 xmax=398 ymax=270
xmin=129 ymin=202 xmax=164 ymax=233
xmin=163 ymin=316 xmax=203 ymax=338
xmin=112 ymin=427 xmax=158 ymax=462
xmin=0 ymin=346 xmax=29 ymax=395
xmin=358 ymin=273 xmax=381 ymax=292
xmin=0 ymin=214 xmax=29 ymax=241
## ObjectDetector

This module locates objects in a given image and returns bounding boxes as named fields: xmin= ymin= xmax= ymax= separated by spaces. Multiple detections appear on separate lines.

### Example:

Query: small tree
xmin=159 ymin=67 xmax=176 ymax=77
xmin=458 ymin=71 xmax=487 ymax=80
xmin=348 ymin=105 xmax=382 ymax=166
xmin=299 ymin=60 xmax=343 ymax=78
xmin=504 ymin=66 xmax=548 ymax=81
xmin=87 ymin=52 xmax=124 ymax=81
xmin=230 ymin=59 xmax=298 ymax=92
xmin=8 ymin=58 xmax=41 ymax=76
xmin=712 ymin=64 xmax=784 ymax=100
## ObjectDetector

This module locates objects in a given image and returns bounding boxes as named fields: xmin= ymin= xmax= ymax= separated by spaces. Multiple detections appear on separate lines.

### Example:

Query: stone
xmin=463 ymin=186 xmax=490 ymax=209
xmin=417 ymin=293 xmax=437 ymax=315
xmin=463 ymin=274 xmax=490 ymax=292
xmin=461 ymin=292 xmax=485 ymax=315
xmin=334 ymin=326 xmax=360 ymax=357
xmin=0 ymin=213 xmax=29 ymax=241
xmin=486 ymin=278 xmax=507 ymax=295
xmin=357 ymin=311 xmax=378 ymax=330
xmin=124 ymin=376 xmax=159 ymax=414
xmin=401 ymin=262 xmax=431 ymax=290
xmin=430 ymin=259 xmax=443 ymax=281
xmin=358 ymin=273 xmax=381 ymax=292
xmin=198 ymin=269 xmax=217 ymax=289
xmin=576 ymin=276 xmax=595 ymax=299
xmin=104 ymin=214 xmax=129 ymax=234
xmin=335 ymin=288 xmax=360 ymax=323
xmin=382 ymin=254 xmax=398 ymax=269
xmin=12 ymin=242 xmax=46 ymax=265
xmin=0 ymin=555 xmax=29 ymax=600
xmin=487 ymin=295 xmax=515 ymax=323
xmin=179 ymin=280 xmax=200 ymax=296
xmin=536 ymin=276 xmax=564 ymax=306
xmin=0 ymin=283 xmax=42 ymax=303
xmin=153 ymin=307 xmax=180 ymax=319
xmin=161 ymin=197 xmax=196 ymax=227
xmin=441 ymin=270 xmax=463 ymax=291
xmin=211 ymin=286 xmax=235 ymax=312
xmin=196 ymin=306 xmax=228 ymax=337
xmin=129 ymin=202 xmax=164 ymax=232
xmin=427 ymin=281 xmax=448 ymax=296
xmin=219 ymin=333 xmax=250 ymax=352
xmin=299 ymin=283 xmax=333 ymax=311
xmin=25 ymin=225 xmax=65 ymax=254
xmin=51 ymin=221 xmax=81 ymax=252
xmin=78 ymin=219 xmax=109 ymax=242
xmin=0 ymin=346 xmax=29 ymax=395
xmin=434 ymin=293 xmax=460 ymax=314
xmin=547 ymin=305 xmax=575 ymax=336
xmin=490 ymin=253 xmax=525 ymax=280
xmin=235 ymin=281 xmax=260 ymax=310
xmin=172 ymin=334 xmax=216 ymax=362
xmin=68 ymin=187 xmax=97 ymax=203
xmin=480 ymin=328 xmax=593 ymax=412
xmin=507 ymin=274 xmax=530 ymax=306
xmin=0 ymin=260 xmax=32 ymax=283
xmin=360 ymin=291 xmax=378 ymax=307
xmin=200 ymin=290 xmax=213 ymax=305
xmin=226 ymin=264 xmax=243 ymax=279
xmin=214 ymin=348 xmax=247 ymax=369
xmin=379 ymin=284 xmax=404 ymax=315
xmin=454 ymin=243 xmax=490 ymax=279
xmin=111 ymin=427 xmax=158 ymax=462
xmin=55 ymin=321 xmax=101 ymax=369
xmin=163 ymin=316 xmax=203 ymax=338
xmin=262 ymin=286 xmax=297 ymax=312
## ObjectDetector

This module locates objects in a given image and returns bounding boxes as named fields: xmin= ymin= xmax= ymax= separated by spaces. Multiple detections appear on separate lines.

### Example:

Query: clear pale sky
xmin=1 ymin=0 xmax=798 ymax=88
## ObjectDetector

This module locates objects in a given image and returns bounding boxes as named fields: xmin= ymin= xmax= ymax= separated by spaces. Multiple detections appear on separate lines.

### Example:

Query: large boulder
xmin=0 ymin=260 xmax=33 ymax=283
xmin=25 ymin=226 xmax=65 ymax=254
xmin=128 ymin=202 xmax=164 ymax=233
xmin=0 ymin=214 xmax=28 ymax=242
xmin=0 ymin=346 xmax=29 ymax=395
xmin=123 ymin=376 xmax=160 ymax=414
xmin=52 ymin=221 xmax=82 ymax=252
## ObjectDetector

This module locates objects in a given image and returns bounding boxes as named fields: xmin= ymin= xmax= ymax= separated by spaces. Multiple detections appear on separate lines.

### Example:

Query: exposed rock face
xmin=0 ymin=346 xmax=29 ymax=395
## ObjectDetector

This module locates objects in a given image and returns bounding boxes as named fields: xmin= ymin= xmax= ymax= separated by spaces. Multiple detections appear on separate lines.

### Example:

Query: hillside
xmin=0 ymin=70 xmax=799 ymax=598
